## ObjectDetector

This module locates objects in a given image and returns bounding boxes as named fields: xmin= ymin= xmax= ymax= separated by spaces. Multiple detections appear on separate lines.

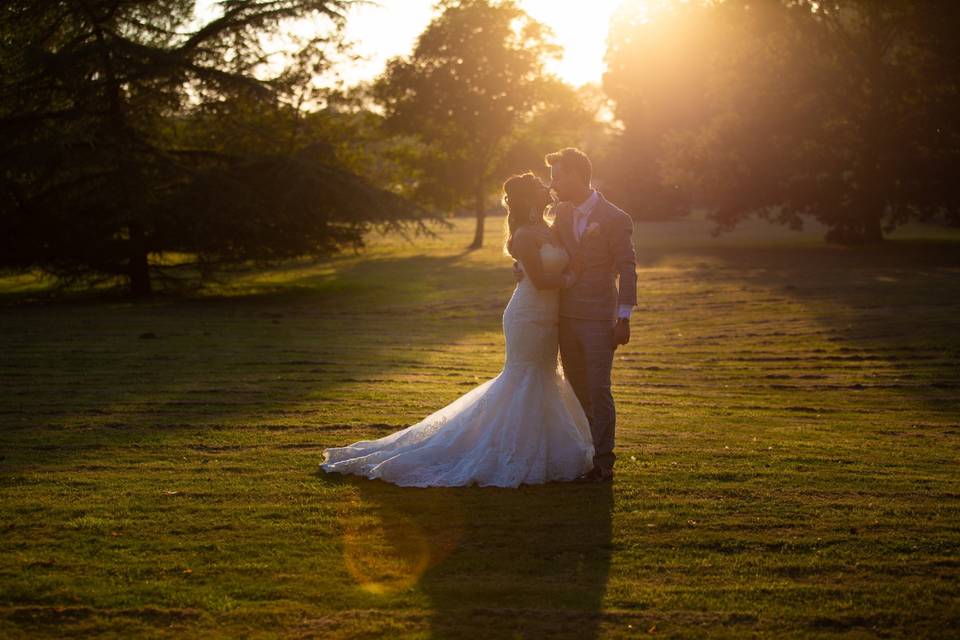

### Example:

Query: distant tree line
xmin=2 ymin=0 xmax=959 ymax=296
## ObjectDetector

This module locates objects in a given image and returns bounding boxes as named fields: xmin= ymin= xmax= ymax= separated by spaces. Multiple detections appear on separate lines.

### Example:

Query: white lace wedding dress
xmin=320 ymin=242 xmax=594 ymax=487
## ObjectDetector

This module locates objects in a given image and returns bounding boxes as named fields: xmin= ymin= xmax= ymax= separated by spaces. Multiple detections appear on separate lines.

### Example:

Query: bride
xmin=319 ymin=172 xmax=594 ymax=487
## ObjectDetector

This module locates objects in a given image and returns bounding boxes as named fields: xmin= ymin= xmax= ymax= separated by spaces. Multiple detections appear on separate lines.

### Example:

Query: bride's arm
xmin=511 ymin=228 xmax=564 ymax=290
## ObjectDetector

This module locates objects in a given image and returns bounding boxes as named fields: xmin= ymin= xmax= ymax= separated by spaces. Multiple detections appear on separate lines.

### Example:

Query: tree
xmin=373 ymin=0 xmax=587 ymax=249
xmin=605 ymin=0 xmax=960 ymax=243
xmin=0 ymin=0 xmax=430 ymax=296
xmin=818 ymin=0 xmax=960 ymax=238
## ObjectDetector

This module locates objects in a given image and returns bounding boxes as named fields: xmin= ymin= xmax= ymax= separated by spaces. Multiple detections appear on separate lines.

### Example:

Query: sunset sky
xmin=339 ymin=0 xmax=626 ymax=87
xmin=197 ymin=0 xmax=638 ymax=88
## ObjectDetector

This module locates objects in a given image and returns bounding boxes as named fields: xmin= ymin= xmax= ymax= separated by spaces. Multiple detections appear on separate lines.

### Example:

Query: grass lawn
xmin=1 ymin=214 xmax=959 ymax=638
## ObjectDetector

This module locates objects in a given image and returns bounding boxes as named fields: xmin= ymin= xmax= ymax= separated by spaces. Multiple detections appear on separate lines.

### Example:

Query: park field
xmin=1 ymin=214 xmax=959 ymax=638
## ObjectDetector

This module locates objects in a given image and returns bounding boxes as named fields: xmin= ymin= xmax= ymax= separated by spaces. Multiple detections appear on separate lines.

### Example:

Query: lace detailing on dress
xmin=320 ymin=243 xmax=593 ymax=488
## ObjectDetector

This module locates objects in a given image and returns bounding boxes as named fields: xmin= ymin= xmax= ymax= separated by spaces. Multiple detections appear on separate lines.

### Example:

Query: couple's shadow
xmin=333 ymin=474 xmax=613 ymax=638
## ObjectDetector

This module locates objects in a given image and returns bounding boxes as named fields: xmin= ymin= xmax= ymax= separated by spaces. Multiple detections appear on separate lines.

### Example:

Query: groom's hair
xmin=545 ymin=147 xmax=592 ymax=186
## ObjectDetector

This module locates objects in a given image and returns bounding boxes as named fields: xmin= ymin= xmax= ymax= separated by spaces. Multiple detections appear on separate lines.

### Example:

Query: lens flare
xmin=340 ymin=484 xmax=466 ymax=595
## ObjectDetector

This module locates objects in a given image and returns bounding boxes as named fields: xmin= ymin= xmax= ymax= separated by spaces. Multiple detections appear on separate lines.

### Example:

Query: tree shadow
xmin=332 ymin=475 xmax=613 ymax=639
xmin=0 ymin=252 xmax=514 ymax=469
xmin=635 ymin=236 xmax=960 ymax=271
xmin=633 ymin=234 xmax=960 ymax=415
xmin=0 ymin=247 xmax=482 ymax=308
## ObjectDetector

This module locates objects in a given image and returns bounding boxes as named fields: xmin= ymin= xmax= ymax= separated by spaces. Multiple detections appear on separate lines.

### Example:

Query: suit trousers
xmin=559 ymin=315 xmax=617 ymax=473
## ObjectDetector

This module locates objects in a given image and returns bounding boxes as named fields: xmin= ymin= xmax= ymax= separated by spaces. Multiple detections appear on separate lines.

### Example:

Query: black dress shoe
xmin=574 ymin=468 xmax=602 ymax=483
xmin=575 ymin=467 xmax=614 ymax=483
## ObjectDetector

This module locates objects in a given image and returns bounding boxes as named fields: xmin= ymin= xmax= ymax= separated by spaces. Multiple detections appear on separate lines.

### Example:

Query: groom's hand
xmin=613 ymin=318 xmax=630 ymax=348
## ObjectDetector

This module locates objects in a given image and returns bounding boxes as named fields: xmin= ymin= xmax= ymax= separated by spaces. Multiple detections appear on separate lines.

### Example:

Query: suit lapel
xmin=555 ymin=194 xmax=612 ymax=258
xmin=576 ymin=194 xmax=608 ymax=252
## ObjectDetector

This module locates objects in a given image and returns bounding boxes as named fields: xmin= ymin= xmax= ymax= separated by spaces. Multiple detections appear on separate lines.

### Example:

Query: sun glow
xmin=518 ymin=0 xmax=627 ymax=86
xmin=343 ymin=1 xmax=663 ymax=88
xmin=195 ymin=1 xmax=650 ymax=89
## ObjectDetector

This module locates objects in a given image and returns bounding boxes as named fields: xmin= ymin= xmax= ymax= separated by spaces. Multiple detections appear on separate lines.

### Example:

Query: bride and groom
xmin=320 ymin=147 xmax=637 ymax=487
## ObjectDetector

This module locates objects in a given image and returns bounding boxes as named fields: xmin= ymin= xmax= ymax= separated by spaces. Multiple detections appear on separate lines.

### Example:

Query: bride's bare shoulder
xmin=515 ymin=223 xmax=553 ymax=247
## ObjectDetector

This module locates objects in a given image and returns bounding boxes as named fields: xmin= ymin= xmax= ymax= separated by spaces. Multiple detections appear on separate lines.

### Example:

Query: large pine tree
xmin=0 ymin=1 xmax=428 ymax=295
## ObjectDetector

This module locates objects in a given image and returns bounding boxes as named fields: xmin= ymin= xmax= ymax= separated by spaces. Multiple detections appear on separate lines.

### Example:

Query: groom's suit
xmin=551 ymin=191 xmax=637 ymax=475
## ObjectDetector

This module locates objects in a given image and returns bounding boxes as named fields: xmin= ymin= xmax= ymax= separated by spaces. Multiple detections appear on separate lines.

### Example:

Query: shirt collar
xmin=574 ymin=190 xmax=599 ymax=218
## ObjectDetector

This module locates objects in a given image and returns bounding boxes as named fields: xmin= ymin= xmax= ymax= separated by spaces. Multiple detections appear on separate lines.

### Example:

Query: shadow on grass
xmin=0 ymin=253 xmax=514 ymax=467
xmin=330 ymin=475 xmax=613 ymax=639
xmin=635 ymin=236 xmax=960 ymax=271
xmin=0 ymin=248 xmax=486 ymax=309
xmin=636 ymin=237 xmax=960 ymax=414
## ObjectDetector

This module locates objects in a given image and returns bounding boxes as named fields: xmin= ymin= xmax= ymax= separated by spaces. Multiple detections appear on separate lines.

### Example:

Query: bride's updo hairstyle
xmin=502 ymin=172 xmax=545 ymax=257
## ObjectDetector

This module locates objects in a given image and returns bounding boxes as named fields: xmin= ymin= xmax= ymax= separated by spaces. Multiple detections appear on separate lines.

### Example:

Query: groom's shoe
xmin=575 ymin=467 xmax=612 ymax=483
xmin=574 ymin=467 xmax=614 ymax=483
xmin=573 ymin=468 xmax=599 ymax=483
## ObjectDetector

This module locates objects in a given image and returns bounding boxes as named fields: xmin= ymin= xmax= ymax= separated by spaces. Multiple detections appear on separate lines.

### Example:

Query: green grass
xmin=1 ymin=215 xmax=959 ymax=638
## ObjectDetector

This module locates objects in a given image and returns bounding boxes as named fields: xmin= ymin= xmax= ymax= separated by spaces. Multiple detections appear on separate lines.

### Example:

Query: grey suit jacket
xmin=551 ymin=192 xmax=638 ymax=321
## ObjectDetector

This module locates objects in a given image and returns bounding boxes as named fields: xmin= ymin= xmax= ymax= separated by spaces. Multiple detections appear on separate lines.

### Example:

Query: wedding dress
xmin=320 ymin=242 xmax=594 ymax=487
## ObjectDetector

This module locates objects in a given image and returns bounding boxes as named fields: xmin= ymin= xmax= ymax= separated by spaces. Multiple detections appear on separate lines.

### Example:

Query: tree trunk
xmin=128 ymin=222 xmax=151 ymax=296
xmin=857 ymin=7 xmax=886 ymax=246
xmin=862 ymin=212 xmax=884 ymax=244
xmin=469 ymin=189 xmax=486 ymax=250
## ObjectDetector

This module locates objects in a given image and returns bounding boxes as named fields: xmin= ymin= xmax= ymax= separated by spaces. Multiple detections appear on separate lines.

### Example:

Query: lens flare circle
xmin=340 ymin=485 xmax=466 ymax=595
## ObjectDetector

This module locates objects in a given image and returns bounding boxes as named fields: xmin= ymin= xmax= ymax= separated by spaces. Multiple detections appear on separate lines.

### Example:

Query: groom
xmin=520 ymin=148 xmax=637 ymax=483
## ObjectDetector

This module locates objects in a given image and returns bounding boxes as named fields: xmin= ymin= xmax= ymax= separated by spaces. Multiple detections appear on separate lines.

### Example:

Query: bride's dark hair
xmin=502 ymin=172 xmax=546 ymax=257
